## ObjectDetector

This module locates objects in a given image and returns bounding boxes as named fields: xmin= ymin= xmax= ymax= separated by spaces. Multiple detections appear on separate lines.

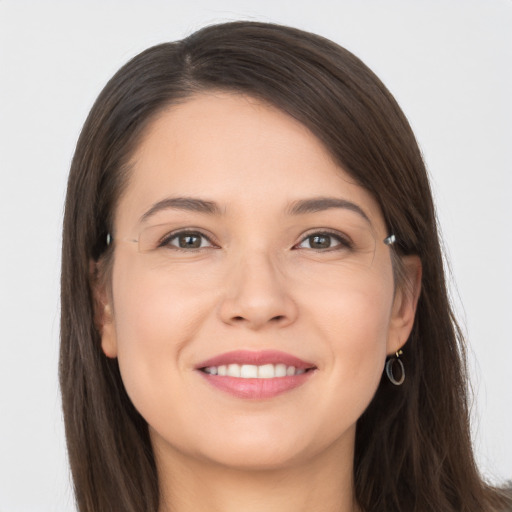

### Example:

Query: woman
xmin=60 ymin=21 xmax=510 ymax=512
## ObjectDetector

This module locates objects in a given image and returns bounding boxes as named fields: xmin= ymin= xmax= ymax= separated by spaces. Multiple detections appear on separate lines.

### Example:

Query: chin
xmin=161 ymin=417 xmax=354 ymax=474
xmin=198 ymin=441 xmax=310 ymax=472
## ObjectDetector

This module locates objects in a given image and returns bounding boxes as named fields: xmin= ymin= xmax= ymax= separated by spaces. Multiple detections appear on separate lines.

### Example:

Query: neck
xmin=154 ymin=433 xmax=359 ymax=512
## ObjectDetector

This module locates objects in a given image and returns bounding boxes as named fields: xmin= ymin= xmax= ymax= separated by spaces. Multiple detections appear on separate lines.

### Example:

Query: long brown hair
xmin=60 ymin=21 xmax=510 ymax=512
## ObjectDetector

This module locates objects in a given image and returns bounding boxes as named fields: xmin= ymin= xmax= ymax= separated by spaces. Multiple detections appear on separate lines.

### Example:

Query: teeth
xmin=227 ymin=364 xmax=240 ymax=377
xmin=203 ymin=363 xmax=309 ymax=378
xmin=275 ymin=364 xmax=287 ymax=377
xmin=240 ymin=364 xmax=258 ymax=378
xmin=258 ymin=364 xmax=275 ymax=378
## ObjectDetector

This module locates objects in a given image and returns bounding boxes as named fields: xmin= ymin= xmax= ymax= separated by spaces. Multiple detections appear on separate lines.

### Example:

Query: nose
xmin=218 ymin=252 xmax=298 ymax=330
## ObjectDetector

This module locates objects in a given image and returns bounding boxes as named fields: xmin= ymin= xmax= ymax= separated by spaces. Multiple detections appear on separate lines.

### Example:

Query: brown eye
xmin=308 ymin=234 xmax=332 ymax=249
xmin=297 ymin=232 xmax=352 ymax=251
xmin=160 ymin=231 xmax=213 ymax=250
xmin=177 ymin=234 xmax=202 ymax=248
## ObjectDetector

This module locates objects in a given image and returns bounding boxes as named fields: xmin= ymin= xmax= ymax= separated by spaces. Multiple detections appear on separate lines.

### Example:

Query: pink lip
xmin=196 ymin=350 xmax=316 ymax=400
xmin=196 ymin=350 xmax=314 ymax=370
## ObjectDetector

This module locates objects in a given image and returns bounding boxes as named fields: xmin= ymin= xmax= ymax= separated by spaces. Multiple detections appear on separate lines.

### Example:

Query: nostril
xmin=232 ymin=315 xmax=284 ymax=322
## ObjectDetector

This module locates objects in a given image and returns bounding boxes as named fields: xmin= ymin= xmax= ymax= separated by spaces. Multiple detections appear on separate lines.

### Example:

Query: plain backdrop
xmin=0 ymin=1 xmax=511 ymax=510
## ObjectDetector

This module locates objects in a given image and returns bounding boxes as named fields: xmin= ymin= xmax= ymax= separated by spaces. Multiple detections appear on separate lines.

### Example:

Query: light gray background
xmin=1 ymin=1 xmax=511 ymax=510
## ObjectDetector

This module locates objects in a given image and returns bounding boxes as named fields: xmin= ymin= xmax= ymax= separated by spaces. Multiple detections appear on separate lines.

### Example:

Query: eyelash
xmin=158 ymin=229 xmax=354 ymax=253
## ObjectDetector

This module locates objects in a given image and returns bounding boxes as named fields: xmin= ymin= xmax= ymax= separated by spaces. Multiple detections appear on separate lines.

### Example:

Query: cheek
xmin=112 ymin=254 xmax=217 ymax=343
xmin=304 ymin=261 xmax=394 ymax=347
xmin=304 ymin=270 xmax=393 ymax=405
xmin=109 ymin=257 xmax=216 ymax=414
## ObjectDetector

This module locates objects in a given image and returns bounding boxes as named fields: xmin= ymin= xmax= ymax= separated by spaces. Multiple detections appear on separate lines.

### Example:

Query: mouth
xmin=201 ymin=363 xmax=311 ymax=378
xmin=195 ymin=350 xmax=317 ymax=399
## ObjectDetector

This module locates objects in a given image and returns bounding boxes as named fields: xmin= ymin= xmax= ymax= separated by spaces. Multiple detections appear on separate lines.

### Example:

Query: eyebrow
xmin=285 ymin=197 xmax=371 ymax=223
xmin=140 ymin=195 xmax=371 ymax=224
xmin=140 ymin=197 xmax=223 ymax=223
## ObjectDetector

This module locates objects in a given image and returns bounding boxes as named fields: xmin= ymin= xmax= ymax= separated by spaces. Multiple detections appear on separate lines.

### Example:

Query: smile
xmin=196 ymin=350 xmax=317 ymax=399
xmin=202 ymin=363 xmax=307 ymax=378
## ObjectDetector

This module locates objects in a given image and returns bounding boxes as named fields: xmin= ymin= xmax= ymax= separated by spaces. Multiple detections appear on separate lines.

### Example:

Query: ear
xmin=386 ymin=255 xmax=422 ymax=355
xmin=89 ymin=260 xmax=118 ymax=358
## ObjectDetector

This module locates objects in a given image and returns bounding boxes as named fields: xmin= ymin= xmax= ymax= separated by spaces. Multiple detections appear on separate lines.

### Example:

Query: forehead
xmin=117 ymin=92 xmax=386 ymax=231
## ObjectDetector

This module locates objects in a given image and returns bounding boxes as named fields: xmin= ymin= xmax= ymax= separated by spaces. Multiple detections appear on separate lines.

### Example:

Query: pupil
xmin=311 ymin=235 xmax=330 ymax=249
xmin=179 ymin=234 xmax=201 ymax=248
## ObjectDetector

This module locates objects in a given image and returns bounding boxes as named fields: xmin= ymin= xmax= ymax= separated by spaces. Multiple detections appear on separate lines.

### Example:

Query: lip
xmin=196 ymin=350 xmax=315 ymax=370
xmin=195 ymin=350 xmax=317 ymax=400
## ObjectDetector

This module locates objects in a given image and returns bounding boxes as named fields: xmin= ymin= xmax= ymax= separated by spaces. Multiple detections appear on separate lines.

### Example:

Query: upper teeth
xmin=203 ymin=363 xmax=306 ymax=378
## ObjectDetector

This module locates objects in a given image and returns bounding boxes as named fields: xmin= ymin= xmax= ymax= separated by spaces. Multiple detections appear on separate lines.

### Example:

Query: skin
xmin=96 ymin=92 xmax=421 ymax=512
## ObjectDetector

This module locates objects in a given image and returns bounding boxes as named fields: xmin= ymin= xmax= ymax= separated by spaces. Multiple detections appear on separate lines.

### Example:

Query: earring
xmin=385 ymin=349 xmax=405 ymax=386
xmin=383 ymin=234 xmax=396 ymax=246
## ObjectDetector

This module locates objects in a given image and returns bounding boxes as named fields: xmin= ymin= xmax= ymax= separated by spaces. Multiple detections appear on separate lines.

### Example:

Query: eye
xmin=296 ymin=231 xmax=352 ymax=251
xmin=159 ymin=230 xmax=215 ymax=250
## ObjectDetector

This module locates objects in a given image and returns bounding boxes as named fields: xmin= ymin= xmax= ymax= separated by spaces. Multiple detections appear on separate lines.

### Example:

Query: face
xmin=98 ymin=92 xmax=419 ymax=471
